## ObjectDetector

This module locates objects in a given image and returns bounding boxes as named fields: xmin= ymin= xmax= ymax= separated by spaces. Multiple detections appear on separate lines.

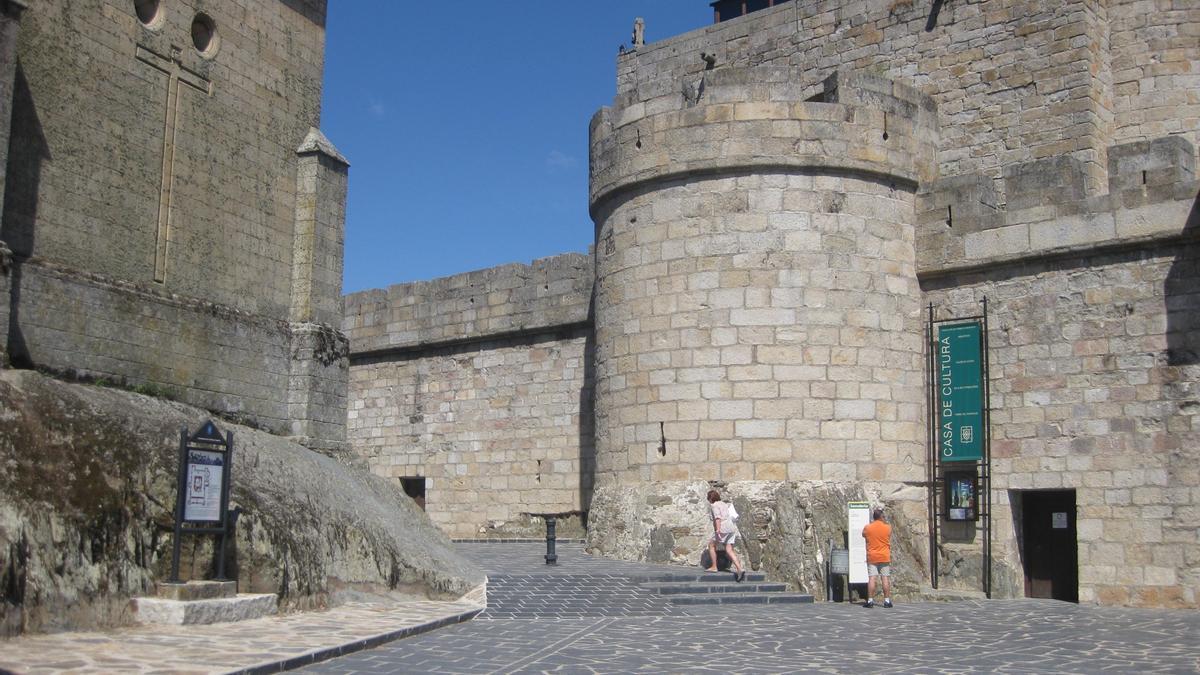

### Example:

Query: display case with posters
xmin=945 ymin=470 xmax=978 ymax=521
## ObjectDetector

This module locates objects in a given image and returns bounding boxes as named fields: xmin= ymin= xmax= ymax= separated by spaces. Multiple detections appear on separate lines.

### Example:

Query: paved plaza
xmin=304 ymin=543 xmax=1200 ymax=675
xmin=0 ymin=543 xmax=1197 ymax=674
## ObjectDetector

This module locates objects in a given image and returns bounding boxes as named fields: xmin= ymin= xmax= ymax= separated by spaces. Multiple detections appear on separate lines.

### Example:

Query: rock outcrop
xmin=586 ymin=480 xmax=930 ymax=599
xmin=0 ymin=369 xmax=484 ymax=636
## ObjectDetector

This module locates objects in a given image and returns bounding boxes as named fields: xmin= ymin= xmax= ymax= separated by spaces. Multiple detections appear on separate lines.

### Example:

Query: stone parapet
xmin=917 ymin=137 xmax=1200 ymax=277
xmin=344 ymin=253 xmax=593 ymax=356
xmin=590 ymin=69 xmax=938 ymax=214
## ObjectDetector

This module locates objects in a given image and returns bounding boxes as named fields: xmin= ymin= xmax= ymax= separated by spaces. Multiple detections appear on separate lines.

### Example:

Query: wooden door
xmin=1021 ymin=490 xmax=1078 ymax=602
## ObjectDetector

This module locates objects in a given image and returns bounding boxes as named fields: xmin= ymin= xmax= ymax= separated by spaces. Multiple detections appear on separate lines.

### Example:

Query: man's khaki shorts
xmin=867 ymin=562 xmax=891 ymax=577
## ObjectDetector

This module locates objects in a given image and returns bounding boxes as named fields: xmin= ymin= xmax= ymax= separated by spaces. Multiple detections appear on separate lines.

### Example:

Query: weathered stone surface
xmin=0 ymin=0 xmax=349 ymax=449
xmin=132 ymin=593 xmax=277 ymax=626
xmin=0 ymin=369 xmax=484 ymax=637
xmin=587 ymin=480 xmax=930 ymax=600
xmin=155 ymin=580 xmax=235 ymax=601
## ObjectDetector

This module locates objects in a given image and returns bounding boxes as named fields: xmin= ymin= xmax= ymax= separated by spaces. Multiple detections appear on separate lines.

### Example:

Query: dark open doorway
xmin=1018 ymin=489 xmax=1078 ymax=602
xmin=400 ymin=476 xmax=426 ymax=511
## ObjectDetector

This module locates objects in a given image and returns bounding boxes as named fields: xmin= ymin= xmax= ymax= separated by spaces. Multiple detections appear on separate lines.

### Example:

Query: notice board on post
xmin=927 ymin=299 xmax=993 ymax=598
xmin=847 ymin=502 xmax=871 ymax=584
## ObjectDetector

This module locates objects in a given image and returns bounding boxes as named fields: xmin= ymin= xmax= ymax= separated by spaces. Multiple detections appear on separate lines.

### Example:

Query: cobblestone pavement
xmin=2 ymin=544 xmax=1197 ymax=674
xmin=303 ymin=544 xmax=1200 ymax=674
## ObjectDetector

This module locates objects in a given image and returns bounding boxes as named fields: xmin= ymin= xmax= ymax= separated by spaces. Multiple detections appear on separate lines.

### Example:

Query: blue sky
xmin=322 ymin=2 xmax=708 ymax=293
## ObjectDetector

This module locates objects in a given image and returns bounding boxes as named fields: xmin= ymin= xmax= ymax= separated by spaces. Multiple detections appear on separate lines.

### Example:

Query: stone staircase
xmin=633 ymin=571 xmax=815 ymax=606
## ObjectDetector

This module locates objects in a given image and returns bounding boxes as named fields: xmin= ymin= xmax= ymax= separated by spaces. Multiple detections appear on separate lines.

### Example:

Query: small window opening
xmin=135 ymin=0 xmax=161 ymax=27
xmin=400 ymin=477 xmax=426 ymax=511
xmin=191 ymin=12 xmax=219 ymax=56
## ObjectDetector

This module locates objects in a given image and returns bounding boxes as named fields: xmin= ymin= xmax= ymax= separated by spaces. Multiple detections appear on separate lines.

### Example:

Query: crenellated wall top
xmin=589 ymin=69 xmax=939 ymax=215
xmin=917 ymin=136 xmax=1199 ymax=277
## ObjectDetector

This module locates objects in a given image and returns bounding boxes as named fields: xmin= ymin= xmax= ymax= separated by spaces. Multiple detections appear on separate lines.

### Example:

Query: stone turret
xmin=586 ymin=68 xmax=938 ymax=576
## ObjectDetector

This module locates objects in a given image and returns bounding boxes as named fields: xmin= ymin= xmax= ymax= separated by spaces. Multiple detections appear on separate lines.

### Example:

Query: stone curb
xmin=231 ymin=606 xmax=484 ymax=675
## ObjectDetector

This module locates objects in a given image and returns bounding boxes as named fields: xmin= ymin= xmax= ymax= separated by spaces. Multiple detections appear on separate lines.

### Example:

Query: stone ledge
xmin=155 ymin=580 xmax=236 ymax=601
xmin=132 ymin=593 xmax=278 ymax=625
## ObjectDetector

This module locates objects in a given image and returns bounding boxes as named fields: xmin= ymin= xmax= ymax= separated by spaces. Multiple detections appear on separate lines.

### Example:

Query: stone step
xmin=645 ymin=581 xmax=789 ymax=595
xmin=630 ymin=572 xmax=768 ymax=584
xmin=668 ymin=592 xmax=815 ymax=605
xmin=132 ymin=593 xmax=278 ymax=625
xmin=155 ymin=580 xmax=237 ymax=601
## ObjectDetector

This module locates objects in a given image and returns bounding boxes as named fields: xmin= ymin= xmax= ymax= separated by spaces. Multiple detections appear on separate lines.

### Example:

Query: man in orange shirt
xmin=861 ymin=507 xmax=893 ymax=608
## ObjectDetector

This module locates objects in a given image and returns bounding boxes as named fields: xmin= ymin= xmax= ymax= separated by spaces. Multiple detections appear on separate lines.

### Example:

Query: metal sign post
xmin=926 ymin=299 xmax=992 ymax=597
xmin=169 ymin=420 xmax=234 ymax=583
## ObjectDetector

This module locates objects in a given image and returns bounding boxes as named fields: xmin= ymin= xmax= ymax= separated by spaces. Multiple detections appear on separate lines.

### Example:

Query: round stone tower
xmin=586 ymin=68 xmax=939 ymax=584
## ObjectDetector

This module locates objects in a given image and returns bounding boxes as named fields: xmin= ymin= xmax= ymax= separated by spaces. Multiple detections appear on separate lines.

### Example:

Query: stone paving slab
xmin=0 ymin=600 xmax=482 ymax=674
xmin=300 ymin=544 xmax=1200 ymax=674
xmin=302 ymin=601 xmax=1200 ymax=674
xmin=4 ymin=543 xmax=1198 ymax=674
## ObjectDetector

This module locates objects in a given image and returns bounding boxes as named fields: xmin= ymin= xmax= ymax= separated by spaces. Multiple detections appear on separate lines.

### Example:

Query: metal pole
xmin=215 ymin=430 xmax=233 ymax=581
xmin=927 ymin=303 xmax=939 ymax=589
xmin=982 ymin=296 xmax=992 ymax=599
xmin=544 ymin=517 xmax=558 ymax=565
xmin=826 ymin=539 xmax=833 ymax=602
xmin=170 ymin=427 xmax=187 ymax=583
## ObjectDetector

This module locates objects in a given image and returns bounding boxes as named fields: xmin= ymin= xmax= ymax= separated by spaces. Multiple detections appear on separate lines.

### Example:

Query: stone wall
xmin=613 ymin=0 xmax=1198 ymax=195
xmin=918 ymin=137 xmax=1199 ymax=606
xmin=1110 ymin=0 xmax=1200 ymax=145
xmin=0 ymin=0 xmax=349 ymax=448
xmin=345 ymin=255 xmax=594 ymax=538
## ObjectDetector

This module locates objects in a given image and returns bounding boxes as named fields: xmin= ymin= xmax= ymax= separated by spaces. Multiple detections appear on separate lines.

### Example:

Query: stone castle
xmin=0 ymin=0 xmax=1196 ymax=617
xmin=344 ymin=1 xmax=1198 ymax=608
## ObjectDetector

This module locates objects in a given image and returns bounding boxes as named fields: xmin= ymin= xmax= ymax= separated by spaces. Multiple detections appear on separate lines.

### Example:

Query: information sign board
xmin=170 ymin=420 xmax=234 ymax=582
xmin=848 ymin=502 xmax=870 ymax=584
xmin=935 ymin=322 xmax=984 ymax=462
xmin=184 ymin=449 xmax=224 ymax=522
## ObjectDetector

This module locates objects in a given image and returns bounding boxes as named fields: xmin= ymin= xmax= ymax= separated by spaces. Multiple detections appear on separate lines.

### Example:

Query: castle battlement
xmin=918 ymin=136 xmax=1198 ymax=276
xmin=591 ymin=69 xmax=939 ymax=213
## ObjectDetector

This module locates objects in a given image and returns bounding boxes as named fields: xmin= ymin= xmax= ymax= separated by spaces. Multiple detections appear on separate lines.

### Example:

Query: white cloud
xmin=367 ymin=98 xmax=385 ymax=119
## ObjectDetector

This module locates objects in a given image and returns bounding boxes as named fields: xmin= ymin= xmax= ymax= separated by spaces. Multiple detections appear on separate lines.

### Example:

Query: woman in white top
xmin=706 ymin=489 xmax=746 ymax=581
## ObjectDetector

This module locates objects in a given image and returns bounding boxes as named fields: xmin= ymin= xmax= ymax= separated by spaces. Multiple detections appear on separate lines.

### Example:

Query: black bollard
xmin=544 ymin=517 xmax=558 ymax=565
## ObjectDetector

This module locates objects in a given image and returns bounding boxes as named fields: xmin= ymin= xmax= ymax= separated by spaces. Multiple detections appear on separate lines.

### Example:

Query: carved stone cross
xmin=135 ymin=44 xmax=211 ymax=283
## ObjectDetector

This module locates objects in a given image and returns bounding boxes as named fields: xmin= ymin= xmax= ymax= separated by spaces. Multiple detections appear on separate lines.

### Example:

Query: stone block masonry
xmin=0 ymin=0 xmax=350 ymax=449
xmin=345 ymin=255 xmax=594 ymax=538
xmin=920 ymin=136 xmax=1200 ymax=607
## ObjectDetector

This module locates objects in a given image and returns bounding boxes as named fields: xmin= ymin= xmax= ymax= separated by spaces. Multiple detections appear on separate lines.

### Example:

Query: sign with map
xmin=184 ymin=449 xmax=224 ymax=522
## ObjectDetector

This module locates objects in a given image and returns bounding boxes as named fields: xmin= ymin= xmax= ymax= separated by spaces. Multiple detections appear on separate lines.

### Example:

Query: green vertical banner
xmin=935 ymin=322 xmax=983 ymax=462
